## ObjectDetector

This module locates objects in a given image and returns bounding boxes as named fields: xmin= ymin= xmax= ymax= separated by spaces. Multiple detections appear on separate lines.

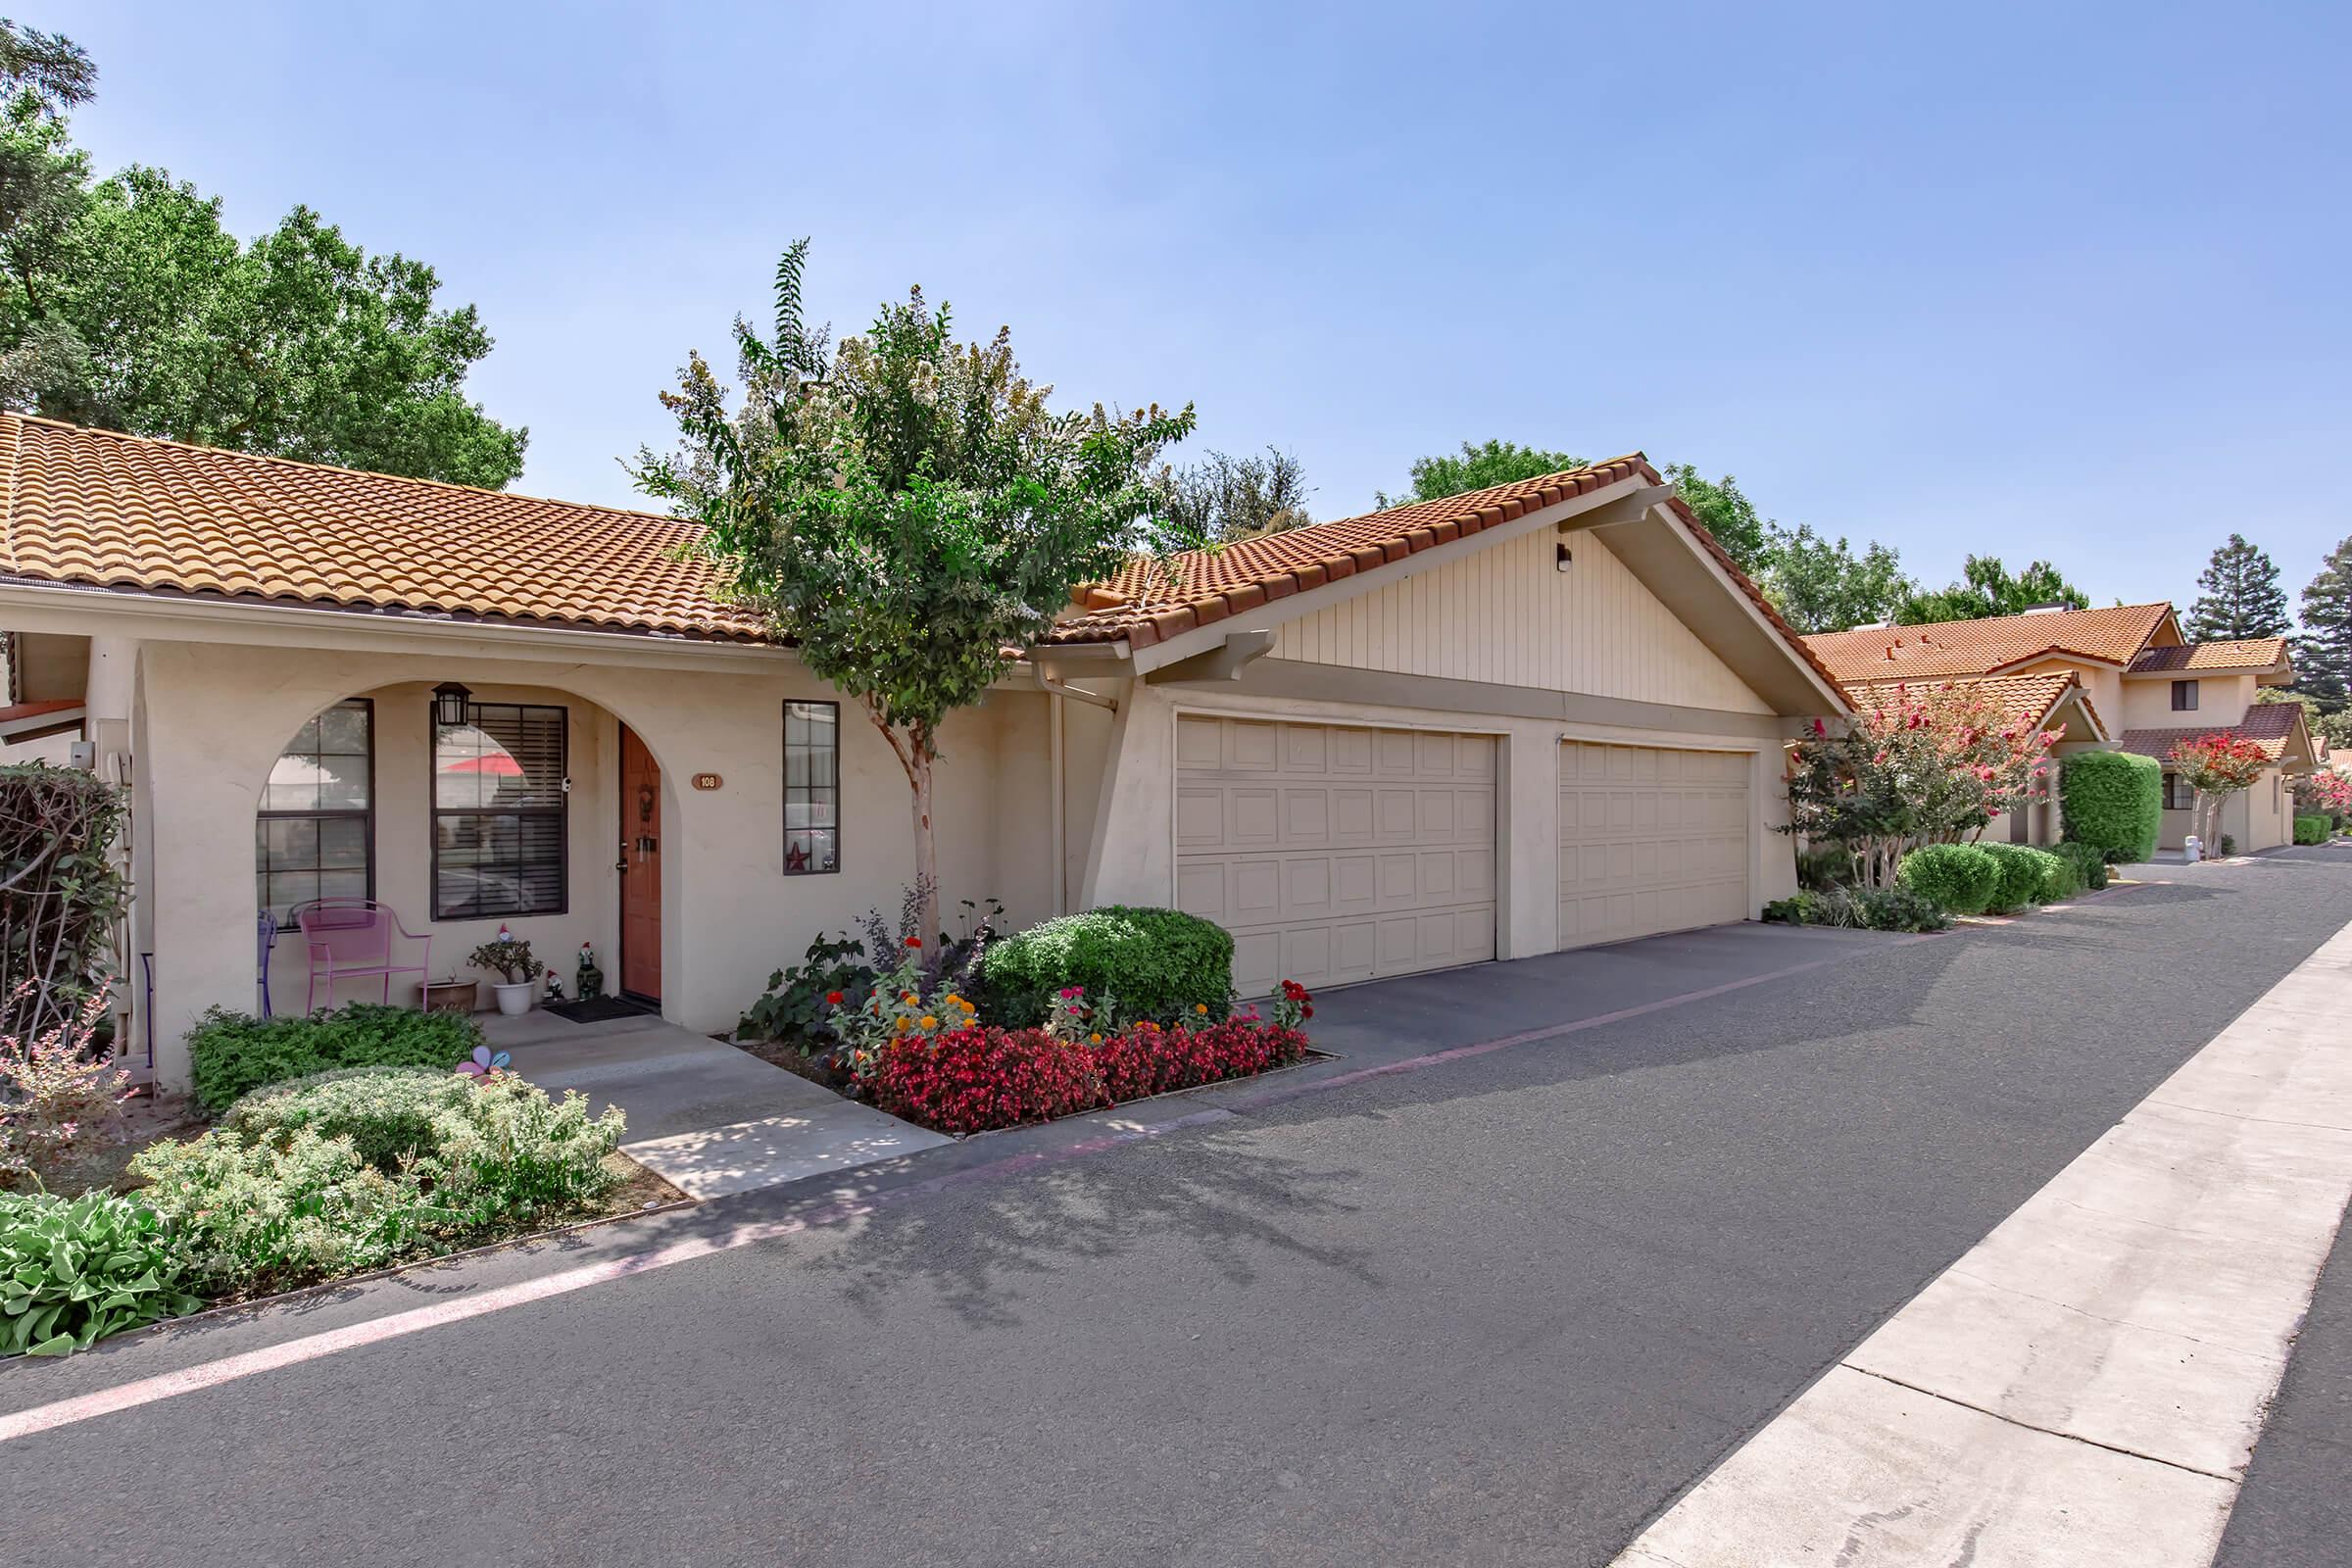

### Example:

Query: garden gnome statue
xmin=576 ymin=941 xmax=605 ymax=1001
xmin=544 ymin=968 xmax=564 ymax=1004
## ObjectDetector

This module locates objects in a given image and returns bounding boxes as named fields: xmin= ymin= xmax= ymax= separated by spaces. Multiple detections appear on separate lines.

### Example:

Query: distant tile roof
xmin=1844 ymin=671 xmax=2107 ymax=740
xmin=2117 ymin=700 xmax=2307 ymax=762
xmin=2127 ymin=638 xmax=2289 ymax=674
xmin=1802 ymin=604 xmax=2177 ymax=682
xmin=1046 ymin=454 xmax=1845 ymax=698
xmin=0 ymin=414 xmax=764 ymax=640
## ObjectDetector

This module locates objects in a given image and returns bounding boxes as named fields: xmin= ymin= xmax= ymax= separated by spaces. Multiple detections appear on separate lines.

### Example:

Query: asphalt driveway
xmin=7 ymin=852 xmax=2351 ymax=1566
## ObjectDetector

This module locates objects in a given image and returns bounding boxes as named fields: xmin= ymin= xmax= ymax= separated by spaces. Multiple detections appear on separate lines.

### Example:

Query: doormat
xmin=544 ymin=996 xmax=655 ymax=1024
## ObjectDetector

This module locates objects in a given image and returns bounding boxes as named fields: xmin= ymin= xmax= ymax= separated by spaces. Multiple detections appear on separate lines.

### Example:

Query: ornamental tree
xmin=2168 ymin=733 xmax=2272 ymax=850
xmin=1784 ymin=683 xmax=2060 ymax=890
xmin=2293 ymin=768 xmax=2352 ymax=821
xmin=635 ymin=241 xmax=1197 ymax=937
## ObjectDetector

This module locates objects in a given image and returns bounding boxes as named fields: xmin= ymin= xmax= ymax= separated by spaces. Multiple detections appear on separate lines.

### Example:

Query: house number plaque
xmin=692 ymin=773 xmax=723 ymax=791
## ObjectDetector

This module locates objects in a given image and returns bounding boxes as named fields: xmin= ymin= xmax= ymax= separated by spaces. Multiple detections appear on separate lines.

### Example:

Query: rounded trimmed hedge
xmin=1896 ymin=843 xmax=2001 ymax=914
xmin=977 ymin=906 xmax=1236 ymax=1027
xmin=1980 ymin=842 xmax=2067 ymax=908
xmin=2295 ymin=813 xmax=2330 ymax=846
xmin=2061 ymin=751 xmax=2162 ymax=864
xmin=2052 ymin=840 xmax=2109 ymax=892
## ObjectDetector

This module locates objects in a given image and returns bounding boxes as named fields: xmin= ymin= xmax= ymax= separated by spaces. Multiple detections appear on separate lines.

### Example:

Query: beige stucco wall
xmin=2120 ymin=670 xmax=2256 ymax=732
xmin=1273 ymin=527 xmax=1773 ymax=715
xmin=132 ymin=638 xmax=1056 ymax=1085
xmin=2158 ymin=764 xmax=2291 ymax=854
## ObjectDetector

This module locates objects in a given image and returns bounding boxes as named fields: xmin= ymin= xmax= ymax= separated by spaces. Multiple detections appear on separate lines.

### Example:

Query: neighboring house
xmin=1803 ymin=606 xmax=2314 ymax=853
xmin=0 ymin=415 xmax=1847 ymax=1087
xmin=0 ymin=627 xmax=94 ymax=762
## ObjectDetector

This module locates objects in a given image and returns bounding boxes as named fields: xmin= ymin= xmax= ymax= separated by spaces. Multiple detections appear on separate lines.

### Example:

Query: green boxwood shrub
xmin=1977 ymin=842 xmax=2056 ymax=911
xmin=2052 ymin=840 xmax=2109 ymax=891
xmin=1896 ymin=843 xmax=2001 ymax=914
xmin=0 ymin=1190 xmax=203 ymax=1356
xmin=2295 ymin=814 xmax=2330 ymax=846
xmin=2061 ymin=751 xmax=2162 ymax=864
xmin=186 ymin=1003 xmax=485 ymax=1114
xmin=978 ymin=906 xmax=1236 ymax=1027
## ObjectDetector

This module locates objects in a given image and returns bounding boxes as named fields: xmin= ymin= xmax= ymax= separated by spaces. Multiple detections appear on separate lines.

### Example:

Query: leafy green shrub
xmin=136 ymin=1069 xmax=624 ymax=1293
xmin=186 ymin=1003 xmax=484 ymax=1113
xmin=1795 ymin=845 xmax=1852 ymax=893
xmin=2296 ymin=814 xmax=2331 ymax=846
xmin=0 ymin=1190 xmax=203 ymax=1356
xmin=1762 ymin=892 xmax=1818 ymax=924
xmin=2218 ymin=834 xmax=2236 ymax=858
xmin=1978 ymin=843 xmax=2056 ymax=911
xmin=978 ymin=906 xmax=1235 ymax=1027
xmin=1807 ymin=886 xmax=1950 ymax=933
xmin=1895 ymin=844 xmax=2001 ymax=914
xmin=2053 ymin=841 xmax=2110 ymax=891
xmin=736 ymin=933 xmax=873 ymax=1048
xmin=2061 ymin=751 xmax=2162 ymax=864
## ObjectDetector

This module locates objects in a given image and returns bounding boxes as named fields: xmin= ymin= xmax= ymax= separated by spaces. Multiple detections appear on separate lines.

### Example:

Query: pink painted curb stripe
xmin=0 ymin=922 xmax=1995 ymax=1445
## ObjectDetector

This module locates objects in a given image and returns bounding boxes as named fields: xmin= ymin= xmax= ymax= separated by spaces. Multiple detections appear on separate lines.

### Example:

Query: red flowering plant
xmin=2169 ymin=733 xmax=2272 ymax=852
xmin=0 ymin=982 xmax=132 ymax=1193
xmin=1785 ymin=684 xmax=2061 ymax=890
xmin=2292 ymin=768 xmax=2352 ymax=823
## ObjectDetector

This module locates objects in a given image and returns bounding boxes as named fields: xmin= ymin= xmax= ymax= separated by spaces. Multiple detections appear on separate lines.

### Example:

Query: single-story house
xmin=0 ymin=414 xmax=1848 ymax=1087
xmin=1804 ymin=605 xmax=2314 ymax=852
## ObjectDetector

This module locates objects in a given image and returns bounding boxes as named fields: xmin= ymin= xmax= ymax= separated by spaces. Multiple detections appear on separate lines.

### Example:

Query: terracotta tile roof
xmin=1802 ymin=603 xmax=2176 ymax=682
xmin=2118 ymin=700 xmax=2306 ymax=762
xmin=1046 ymin=454 xmax=1846 ymax=701
xmin=2127 ymin=638 xmax=2289 ymax=674
xmin=0 ymin=414 xmax=763 ymax=640
xmin=1844 ymin=671 xmax=2107 ymax=741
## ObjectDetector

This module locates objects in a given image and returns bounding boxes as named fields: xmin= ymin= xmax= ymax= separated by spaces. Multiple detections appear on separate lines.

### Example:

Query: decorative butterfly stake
xmin=455 ymin=1045 xmax=513 ymax=1078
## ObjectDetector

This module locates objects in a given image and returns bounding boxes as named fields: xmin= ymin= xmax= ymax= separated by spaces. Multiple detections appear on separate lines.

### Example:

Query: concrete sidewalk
xmin=486 ymin=1008 xmax=949 ymax=1199
xmin=1617 ymin=920 xmax=2352 ymax=1567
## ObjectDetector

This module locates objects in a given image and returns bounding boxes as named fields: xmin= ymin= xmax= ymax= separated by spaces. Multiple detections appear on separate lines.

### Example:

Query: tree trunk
xmin=910 ymin=737 xmax=939 ymax=941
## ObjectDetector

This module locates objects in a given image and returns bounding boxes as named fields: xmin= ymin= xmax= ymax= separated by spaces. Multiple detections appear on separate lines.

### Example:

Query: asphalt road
xmin=8 ymin=851 xmax=2352 ymax=1567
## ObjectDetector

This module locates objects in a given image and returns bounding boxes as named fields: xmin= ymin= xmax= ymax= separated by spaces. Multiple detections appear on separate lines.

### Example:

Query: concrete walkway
xmin=1616 ymin=920 xmax=2352 ymax=1567
xmin=482 ymin=1007 xmax=949 ymax=1199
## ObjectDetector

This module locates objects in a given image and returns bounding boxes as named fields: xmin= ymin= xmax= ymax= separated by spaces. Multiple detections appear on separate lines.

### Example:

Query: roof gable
xmin=1844 ymin=671 xmax=2109 ymax=743
xmin=2127 ymin=638 xmax=2289 ymax=675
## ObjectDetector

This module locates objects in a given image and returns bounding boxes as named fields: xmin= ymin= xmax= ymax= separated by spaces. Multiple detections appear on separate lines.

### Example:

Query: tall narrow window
xmin=257 ymin=700 xmax=374 ymax=926
xmin=2172 ymin=679 xmax=2198 ymax=711
xmin=783 ymin=700 xmax=840 ymax=874
xmin=434 ymin=702 xmax=567 ymax=919
xmin=2164 ymin=773 xmax=2195 ymax=811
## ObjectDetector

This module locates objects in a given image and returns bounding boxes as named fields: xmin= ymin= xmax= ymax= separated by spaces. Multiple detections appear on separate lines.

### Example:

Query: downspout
xmin=1049 ymin=692 xmax=1066 ymax=915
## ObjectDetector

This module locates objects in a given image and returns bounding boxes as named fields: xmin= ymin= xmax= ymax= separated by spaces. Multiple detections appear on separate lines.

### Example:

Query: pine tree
xmin=2296 ymin=537 xmax=2352 ymax=710
xmin=2185 ymin=533 xmax=2291 ymax=642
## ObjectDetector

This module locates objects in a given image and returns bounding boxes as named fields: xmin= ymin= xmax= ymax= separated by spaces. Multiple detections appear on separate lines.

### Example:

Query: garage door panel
xmin=1559 ymin=741 xmax=1750 ymax=952
xmin=1185 ymin=718 xmax=1497 ymax=994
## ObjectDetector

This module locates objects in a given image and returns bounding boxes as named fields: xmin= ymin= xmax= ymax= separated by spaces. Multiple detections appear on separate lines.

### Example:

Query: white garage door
xmin=1558 ymin=741 xmax=1750 ymax=950
xmin=1175 ymin=716 xmax=1497 ymax=994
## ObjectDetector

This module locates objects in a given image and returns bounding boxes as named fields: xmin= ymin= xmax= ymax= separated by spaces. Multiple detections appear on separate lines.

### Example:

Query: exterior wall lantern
xmin=430 ymin=681 xmax=473 ymax=728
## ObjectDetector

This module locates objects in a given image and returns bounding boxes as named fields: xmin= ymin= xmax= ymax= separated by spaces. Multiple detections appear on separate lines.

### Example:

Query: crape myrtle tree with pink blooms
xmin=2168 ymin=733 xmax=2272 ymax=852
xmin=1783 ymin=682 xmax=2062 ymax=891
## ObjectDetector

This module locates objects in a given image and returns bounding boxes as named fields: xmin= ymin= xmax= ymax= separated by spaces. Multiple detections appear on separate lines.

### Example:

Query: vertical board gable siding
xmin=1271 ymin=527 xmax=1772 ymax=714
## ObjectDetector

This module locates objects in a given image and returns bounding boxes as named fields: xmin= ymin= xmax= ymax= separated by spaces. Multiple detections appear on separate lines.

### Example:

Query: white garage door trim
xmin=1173 ymin=713 xmax=1499 ymax=995
xmin=1558 ymin=739 xmax=1752 ymax=951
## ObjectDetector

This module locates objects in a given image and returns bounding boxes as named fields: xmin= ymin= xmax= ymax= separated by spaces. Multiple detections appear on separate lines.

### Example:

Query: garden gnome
xmin=576 ymin=941 xmax=605 ymax=1001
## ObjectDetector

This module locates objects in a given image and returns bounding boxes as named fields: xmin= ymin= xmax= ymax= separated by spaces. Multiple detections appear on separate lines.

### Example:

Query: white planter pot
xmin=492 ymin=981 xmax=534 ymax=1016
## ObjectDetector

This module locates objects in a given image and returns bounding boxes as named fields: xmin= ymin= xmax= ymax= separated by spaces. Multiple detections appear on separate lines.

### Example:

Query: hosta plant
xmin=0 ymin=1190 xmax=202 ymax=1356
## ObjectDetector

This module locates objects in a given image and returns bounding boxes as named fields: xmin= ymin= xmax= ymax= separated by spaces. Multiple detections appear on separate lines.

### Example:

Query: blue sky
xmin=60 ymin=1 xmax=2352 ymax=612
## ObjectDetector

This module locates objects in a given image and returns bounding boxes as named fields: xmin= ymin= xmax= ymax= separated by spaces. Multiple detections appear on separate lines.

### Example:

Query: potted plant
xmin=468 ymin=930 xmax=544 ymax=1016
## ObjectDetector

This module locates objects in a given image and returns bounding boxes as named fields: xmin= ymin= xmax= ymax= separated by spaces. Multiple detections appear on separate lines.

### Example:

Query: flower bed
xmin=870 ymin=1014 xmax=1312 ymax=1136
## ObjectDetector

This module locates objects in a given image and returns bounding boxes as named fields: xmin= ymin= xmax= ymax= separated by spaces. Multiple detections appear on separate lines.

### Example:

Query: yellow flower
xmin=919 ymin=1014 xmax=939 ymax=1030
xmin=894 ymin=1016 xmax=910 ymax=1033
xmin=959 ymin=998 xmax=977 ymax=1013
xmin=902 ymin=992 xmax=918 ymax=1005
xmin=1089 ymin=1032 xmax=1102 ymax=1044
xmin=1195 ymin=1003 xmax=1209 ymax=1014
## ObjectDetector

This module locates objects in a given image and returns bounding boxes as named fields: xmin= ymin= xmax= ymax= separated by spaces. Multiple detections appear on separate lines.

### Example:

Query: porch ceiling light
xmin=431 ymin=681 xmax=473 ymax=728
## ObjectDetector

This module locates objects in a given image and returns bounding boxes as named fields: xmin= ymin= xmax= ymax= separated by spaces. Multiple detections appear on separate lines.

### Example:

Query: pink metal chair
xmin=296 ymin=899 xmax=432 ymax=1014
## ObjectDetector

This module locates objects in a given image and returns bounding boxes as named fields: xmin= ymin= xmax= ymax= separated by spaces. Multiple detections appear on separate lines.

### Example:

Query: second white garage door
xmin=1558 ymin=741 xmax=1751 ymax=950
xmin=1175 ymin=716 xmax=1497 ymax=994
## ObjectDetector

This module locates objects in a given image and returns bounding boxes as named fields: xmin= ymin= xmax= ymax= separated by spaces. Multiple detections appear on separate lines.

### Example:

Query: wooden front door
xmin=619 ymin=725 xmax=662 ymax=1001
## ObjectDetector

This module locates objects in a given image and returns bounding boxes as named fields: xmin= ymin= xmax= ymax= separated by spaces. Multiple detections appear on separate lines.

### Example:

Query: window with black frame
xmin=256 ymin=700 xmax=374 ymax=927
xmin=433 ymin=702 xmax=567 ymax=919
xmin=783 ymin=700 xmax=840 ymax=874
xmin=2164 ymin=772 xmax=2196 ymax=811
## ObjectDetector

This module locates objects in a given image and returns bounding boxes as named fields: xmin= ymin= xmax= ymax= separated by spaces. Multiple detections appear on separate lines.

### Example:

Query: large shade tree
xmin=1159 ymin=446 xmax=1311 ymax=542
xmin=2296 ymin=536 xmax=2352 ymax=710
xmin=2185 ymin=532 xmax=2291 ymax=642
xmin=1896 ymin=555 xmax=2087 ymax=625
xmin=1376 ymin=438 xmax=1587 ymax=509
xmin=0 ymin=22 xmax=524 ymax=486
xmin=635 ymin=242 xmax=1197 ymax=936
